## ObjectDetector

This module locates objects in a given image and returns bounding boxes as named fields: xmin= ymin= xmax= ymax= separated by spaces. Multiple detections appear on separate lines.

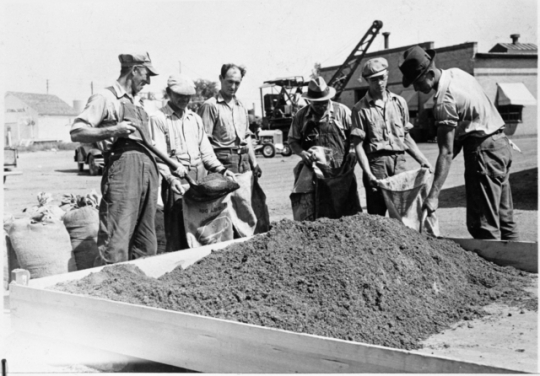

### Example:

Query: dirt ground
xmin=2 ymin=138 xmax=538 ymax=372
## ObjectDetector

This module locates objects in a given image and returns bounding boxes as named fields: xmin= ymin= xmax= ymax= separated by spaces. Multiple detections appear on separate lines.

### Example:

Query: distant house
xmin=4 ymin=92 xmax=79 ymax=145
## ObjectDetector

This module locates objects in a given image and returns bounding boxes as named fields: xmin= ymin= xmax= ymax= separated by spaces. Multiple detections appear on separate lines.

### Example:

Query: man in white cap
xmin=351 ymin=57 xmax=432 ymax=216
xmin=151 ymin=74 xmax=236 ymax=252
xmin=288 ymin=76 xmax=361 ymax=220
xmin=71 ymin=52 xmax=165 ymax=265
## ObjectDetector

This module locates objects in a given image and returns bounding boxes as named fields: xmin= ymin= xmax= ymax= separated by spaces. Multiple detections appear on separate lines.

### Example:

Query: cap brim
xmin=363 ymin=69 xmax=387 ymax=79
xmin=402 ymin=49 xmax=436 ymax=88
xmin=302 ymin=86 xmax=336 ymax=101
xmin=145 ymin=64 xmax=159 ymax=76
xmin=169 ymin=86 xmax=196 ymax=96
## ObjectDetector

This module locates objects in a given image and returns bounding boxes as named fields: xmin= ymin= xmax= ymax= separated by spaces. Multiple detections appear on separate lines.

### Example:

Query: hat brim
xmin=402 ymin=49 xmax=436 ymax=88
xmin=363 ymin=68 xmax=388 ymax=79
xmin=144 ymin=64 xmax=159 ymax=76
xmin=169 ymin=86 xmax=196 ymax=96
xmin=302 ymin=86 xmax=336 ymax=101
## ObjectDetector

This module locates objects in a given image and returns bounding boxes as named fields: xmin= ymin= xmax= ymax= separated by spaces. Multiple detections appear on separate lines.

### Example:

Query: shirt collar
xmin=216 ymin=91 xmax=239 ymax=105
xmin=435 ymin=69 xmax=449 ymax=99
xmin=164 ymin=103 xmax=193 ymax=119
xmin=365 ymin=90 xmax=397 ymax=105
xmin=112 ymin=80 xmax=144 ymax=105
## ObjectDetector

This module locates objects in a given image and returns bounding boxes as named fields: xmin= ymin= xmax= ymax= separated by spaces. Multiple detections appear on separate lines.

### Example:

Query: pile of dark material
xmin=52 ymin=214 xmax=537 ymax=350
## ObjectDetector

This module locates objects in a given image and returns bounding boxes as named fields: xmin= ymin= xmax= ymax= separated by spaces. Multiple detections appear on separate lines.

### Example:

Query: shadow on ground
xmin=438 ymin=168 xmax=537 ymax=211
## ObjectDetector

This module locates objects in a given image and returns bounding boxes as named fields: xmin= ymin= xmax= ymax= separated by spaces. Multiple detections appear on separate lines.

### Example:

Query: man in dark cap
xmin=151 ymin=74 xmax=236 ymax=252
xmin=399 ymin=46 xmax=518 ymax=240
xmin=351 ymin=57 xmax=432 ymax=216
xmin=71 ymin=52 xmax=175 ymax=264
xmin=288 ymin=76 xmax=361 ymax=221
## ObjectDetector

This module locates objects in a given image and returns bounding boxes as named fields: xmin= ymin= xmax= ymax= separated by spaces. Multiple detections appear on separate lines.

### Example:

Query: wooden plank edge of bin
xmin=445 ymin=237 xmax=538 ymax=273
xmin=9 ymin=283 xmax=520 ymax=374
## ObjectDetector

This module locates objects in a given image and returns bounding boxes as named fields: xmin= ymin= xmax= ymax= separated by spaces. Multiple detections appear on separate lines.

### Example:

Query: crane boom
xmin=328 ymin=20 xmax=383 ymax=101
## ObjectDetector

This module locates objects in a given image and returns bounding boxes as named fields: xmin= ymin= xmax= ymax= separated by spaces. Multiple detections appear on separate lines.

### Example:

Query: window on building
xmin=497 ymin=105 xmax=523 ymax=123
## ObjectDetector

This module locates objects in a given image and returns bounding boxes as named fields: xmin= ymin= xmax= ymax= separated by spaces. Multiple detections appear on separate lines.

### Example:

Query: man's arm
xmin=423 ymin=125 xmax=456 ymax=213
xmin=353 ymin=137 xmax=377 ymax=186
xmin=404 ymin=133 xmax=433 ymax=172
xmin=197 ymin=102 xmax=218 ymax=142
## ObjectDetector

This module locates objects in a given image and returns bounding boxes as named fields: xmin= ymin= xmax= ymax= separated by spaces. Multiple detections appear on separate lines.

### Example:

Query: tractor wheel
xmin=281 ymin=144 xmax=292 ymax=157
xmin=262 ymin=144 xmax=276 ymax=158
xmin=88 ymin=155 xmax=100 ymax=176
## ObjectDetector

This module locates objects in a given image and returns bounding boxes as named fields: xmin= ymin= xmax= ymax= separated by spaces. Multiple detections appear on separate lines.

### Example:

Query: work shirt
xmin=151 ymin=104 xmax=224 ymax=184
xmin=71 ymin=81 xmax=144 ymax=152
xmin=433 ymin=68 xmax=505 ymax=140
xmin=198 ymin=92 xmax=252 ymax=149
xmin=351 ymin=90 xmax=413 ymax=155
xmin=288 ymin=100 xmax=352 ymax=163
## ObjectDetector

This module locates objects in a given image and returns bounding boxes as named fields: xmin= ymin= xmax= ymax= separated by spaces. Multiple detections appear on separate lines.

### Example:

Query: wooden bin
xmin=9 ymin=237 xmax=537 ymax=373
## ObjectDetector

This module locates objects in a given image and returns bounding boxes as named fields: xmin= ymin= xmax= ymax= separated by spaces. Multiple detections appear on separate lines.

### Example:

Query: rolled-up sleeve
xmin=197 ymin=102 xmax=218 ymax=142
xmin=434 ymin=98 xmax=459 ymax=128
xmin=70 ymin=94 xmax=107 ymax=132
xmin=149 ymin=114 xmax=175 ymax=183
xmin=197 ymin=116 xmax=224 ymax=172
xmin=351 ymin=107 xmax=366 ymax=141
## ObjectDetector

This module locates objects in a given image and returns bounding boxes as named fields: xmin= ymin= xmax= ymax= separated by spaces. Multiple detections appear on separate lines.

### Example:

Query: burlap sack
xmin=63 ymin=206 xmax=99 ymax=270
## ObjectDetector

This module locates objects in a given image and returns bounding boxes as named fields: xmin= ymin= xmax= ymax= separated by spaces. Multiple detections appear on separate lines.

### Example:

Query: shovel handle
xmin=419 ymin=208 xmax=428 ymax=234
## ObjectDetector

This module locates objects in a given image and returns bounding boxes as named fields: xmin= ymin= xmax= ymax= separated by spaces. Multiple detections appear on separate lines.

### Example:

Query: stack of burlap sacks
xmin=4 ymin=192 xmax=100 ymax=281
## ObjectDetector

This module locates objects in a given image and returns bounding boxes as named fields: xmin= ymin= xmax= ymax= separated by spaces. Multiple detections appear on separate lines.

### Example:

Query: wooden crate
xmin=9 ymin=237 xmax=536 ymax=373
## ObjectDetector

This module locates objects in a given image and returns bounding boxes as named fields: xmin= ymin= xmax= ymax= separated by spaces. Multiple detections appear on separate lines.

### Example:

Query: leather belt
xmin=214 ymin=146 xmax=249 ymax=155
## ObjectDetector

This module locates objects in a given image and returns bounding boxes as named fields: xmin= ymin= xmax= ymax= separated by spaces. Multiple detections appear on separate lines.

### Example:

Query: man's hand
xmin=367 ymin=173 xmax=379 ymax=188
xmin=171 ymin=162 xmax=188 ymax=178
xmin=223 ymin=169 xmax=237 ymax=182
xmin=422 ymin=196 xmax=438 ymax=214
xmin=300 ymin=150 xmax=313 ymax=165
xmin=169 ymin=179 xmax=186 ymax=195
xmin=115 ymin=121 xmax=137 ymax=138
xmin=253 ymin=164 xmax=262 ymax=178
xmin=421 ymin=160 xmax=433 ymax=173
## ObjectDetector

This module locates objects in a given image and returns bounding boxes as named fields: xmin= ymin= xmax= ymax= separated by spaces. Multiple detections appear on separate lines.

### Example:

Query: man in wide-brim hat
xmin=351 ymin=57 xmax=432 ymax=216
xmin=399 ymin=45 xmax=518 ymax=240
xmin=288 ymin=76 xmax=361 ymax=221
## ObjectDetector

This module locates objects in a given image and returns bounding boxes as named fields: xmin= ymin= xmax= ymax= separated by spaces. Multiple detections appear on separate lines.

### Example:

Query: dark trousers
xmin=363 ymin=151 xmax=407 ymax=216
xmin=214 ymin=150 xmax=251 ymax=174
xmin=97 ymin=150 xmax=159 ymax=264
xmin=161 ymin=164 xmax=206 ymax=252
xmin=463 ymin=132 xmax=518 ymax=240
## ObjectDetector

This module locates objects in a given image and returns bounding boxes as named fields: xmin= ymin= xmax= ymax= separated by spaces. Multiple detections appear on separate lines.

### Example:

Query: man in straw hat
xmin=71 ymin=52 xmax=165 ymax=264
xmin=288 ymin=76 xmax=361 ymax=220
xmin=151 ymin=74 xmax=236 ymax=252
xmin=351 ymin=57 xmax=432 ymax=216
xmin=399 ymin=46 xmax=518 ymax=240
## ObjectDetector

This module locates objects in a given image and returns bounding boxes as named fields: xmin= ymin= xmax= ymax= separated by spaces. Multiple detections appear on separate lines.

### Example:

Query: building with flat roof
xmin=320 ymin=34 xmax=537 ymax=141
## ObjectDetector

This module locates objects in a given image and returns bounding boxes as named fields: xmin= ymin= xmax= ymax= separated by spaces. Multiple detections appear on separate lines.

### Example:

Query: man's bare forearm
xmin=404 ymin=133 xmax=430 ymax=166
xmin=71 ymin=126 xmax=118 ymax=143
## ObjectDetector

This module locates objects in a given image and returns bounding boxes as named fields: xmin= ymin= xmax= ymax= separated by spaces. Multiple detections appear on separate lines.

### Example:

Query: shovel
xmin=127 ymin=123 xmax=201 ymax=191
xmin=419 ymin=208 xmax=428 ymax=234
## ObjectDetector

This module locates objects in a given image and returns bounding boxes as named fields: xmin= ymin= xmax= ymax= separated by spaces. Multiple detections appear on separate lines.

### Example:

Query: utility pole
xmin=91 ymin=81 xmax=94 ymax=95
xmin=46 ymin=79 xmax=49 ymax=94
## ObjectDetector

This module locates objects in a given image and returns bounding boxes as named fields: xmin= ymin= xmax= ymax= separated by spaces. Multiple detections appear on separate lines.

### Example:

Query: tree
xmin=194 ymin=79 xmax=219 ymax=100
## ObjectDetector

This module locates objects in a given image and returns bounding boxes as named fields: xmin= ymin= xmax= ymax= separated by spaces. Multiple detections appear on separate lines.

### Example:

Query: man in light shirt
xmin=399 ymin=46 xmax=518 ymax=240
xmin=151 ymin=74 xmax=235 ymax=252
xmin=70 ymin=52 xmax=165 ymax=264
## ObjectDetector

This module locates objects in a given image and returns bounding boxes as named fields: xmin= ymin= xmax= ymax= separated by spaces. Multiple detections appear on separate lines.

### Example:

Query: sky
xmin=2 ymin=0 xmax=538 ymax=116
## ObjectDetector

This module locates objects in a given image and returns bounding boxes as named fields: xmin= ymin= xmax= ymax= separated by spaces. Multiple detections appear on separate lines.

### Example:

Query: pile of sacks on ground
xmin=5 ymin=191 xmax=100 ymax=280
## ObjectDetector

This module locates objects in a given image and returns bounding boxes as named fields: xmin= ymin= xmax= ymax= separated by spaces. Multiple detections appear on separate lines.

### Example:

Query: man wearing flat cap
xmin=399 ymin=46 xmax=518 ymax=240
xmin=351 ymin=57 xmax=432 ymax=216
xmin=288 ymin=76 xmax=361 ymax=220
xmin=71 ymin=52 xmax=171 ymax=264
xmin=151 ymin=74 xmax=236 ymax=252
